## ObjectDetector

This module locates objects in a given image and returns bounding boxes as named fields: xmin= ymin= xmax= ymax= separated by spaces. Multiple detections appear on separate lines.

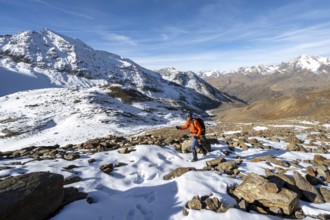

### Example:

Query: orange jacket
xmin=179 ymin=118 xmax=203 ymax=137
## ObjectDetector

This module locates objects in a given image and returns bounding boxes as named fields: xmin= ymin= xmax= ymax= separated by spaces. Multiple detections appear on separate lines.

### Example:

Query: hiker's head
xmin=184 ymin=110 xmax=192 ymax=119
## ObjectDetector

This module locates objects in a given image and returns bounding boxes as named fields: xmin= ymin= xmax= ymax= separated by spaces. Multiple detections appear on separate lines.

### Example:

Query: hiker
xmin=176 ymin=110 xmax=208 ymax=162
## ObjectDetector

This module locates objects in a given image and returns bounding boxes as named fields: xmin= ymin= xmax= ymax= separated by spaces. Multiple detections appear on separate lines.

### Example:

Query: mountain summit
xmin=0 ymin=29 xmax=232 ymax=111
xmin=0 ymin=29 xmax=237 ymax=148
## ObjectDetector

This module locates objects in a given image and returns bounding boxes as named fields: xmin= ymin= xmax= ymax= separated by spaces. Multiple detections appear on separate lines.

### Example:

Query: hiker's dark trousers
xmin=191 ymin=136 xmax=203 ymax=154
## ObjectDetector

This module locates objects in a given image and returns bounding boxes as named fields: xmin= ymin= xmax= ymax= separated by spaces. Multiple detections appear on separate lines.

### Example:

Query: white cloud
xmin=34 ymin=0 xmax=94 ymax=20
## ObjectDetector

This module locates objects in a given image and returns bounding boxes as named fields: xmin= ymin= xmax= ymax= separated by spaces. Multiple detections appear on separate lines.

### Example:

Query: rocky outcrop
xmin=232 ymin=173 xmax=299 ymax=215
xmin=0 ymin=172 xmax=88 ymax=220
xmin=0 ymin=172 xmax=64 ymax=220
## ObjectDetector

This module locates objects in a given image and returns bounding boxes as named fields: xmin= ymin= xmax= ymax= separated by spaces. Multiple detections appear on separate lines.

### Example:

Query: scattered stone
xmin=186 ymin=197 xmax=202 ymax=210
xmin=286 ymin=143 xmax=307 ymax=152
xmin=293 ymin=171 xmax=325 ymax=203
xmin=64 ymin=176 xmax=82 ymax=185
xmin=163 ymin=167 xmax=196 ymax=180
xmin=63 ymin=164 xmax=79 ymax=170
xmin=88 ymin=158 xmax=96 ymax=163
xmin=212 ymin=197 xmax=221 ymax=209
xmin=237 ymin=199 xmax=249 ymax=211
xmin=114 ymin=162 xmax=128 ymax=167
xmin=182 ymin=208 xmax=189 ymax=216
xmin=215 ymin=160 xmax=242 ymax=175
xmin=118 ymin=147 xmax=136 ymax=154
xmin=206 ymin=157 xmax=226 ymax=167
xmin=86 ymin=196 xmax=94 ymax=204
xmin=294 ymin=209 xmax=305 ymax=219
xmin=205 ymin=197 xmax=218 ymax=211
xmin=232 ymin=173 xmax=299 ymax=215
xmin=319 ymin=188 xmax=330 ymax=203
xmin=100 ymin=164 xmax=114 ymax=174
xmin=286 ymin=136 xmax=304 ymax=144
xmin=63 ymin=153 xmax=80 ymax=161
xmin=250 ymin=155 xmax=289 ymax=167
xmin=275 ymin=167 xmax=287 ymax=174
xmin=314 ymin=155 xmax=330 ymax=166
xmin=217 ymin=203 xmax=233 ymax=213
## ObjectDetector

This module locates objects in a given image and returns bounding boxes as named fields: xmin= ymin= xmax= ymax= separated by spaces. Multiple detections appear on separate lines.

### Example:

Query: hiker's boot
xmin=202 ymin=149 xmax=207 ymax=156
xmin=191 ymin=152 xmax=198 ymax=162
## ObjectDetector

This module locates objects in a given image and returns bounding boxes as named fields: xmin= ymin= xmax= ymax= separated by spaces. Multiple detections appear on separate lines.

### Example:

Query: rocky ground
xmin=0 ymin=116 xmax=330 ymax=219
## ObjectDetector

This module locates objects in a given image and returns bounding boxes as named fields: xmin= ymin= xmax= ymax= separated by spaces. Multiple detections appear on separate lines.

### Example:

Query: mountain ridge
xmin=198 ymin=55 xmax=330 ymax=78
xmin=0 ymin=29 xmax=235 ymax=112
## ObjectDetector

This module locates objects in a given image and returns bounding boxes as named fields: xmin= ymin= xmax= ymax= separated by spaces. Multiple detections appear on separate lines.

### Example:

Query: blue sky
xmin=1 ymin=0 xmax=330 ymax=71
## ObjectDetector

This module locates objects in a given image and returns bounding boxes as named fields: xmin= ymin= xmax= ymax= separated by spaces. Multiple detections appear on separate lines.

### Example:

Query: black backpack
xmin=194 ymin=118 xmax=206 ymax=135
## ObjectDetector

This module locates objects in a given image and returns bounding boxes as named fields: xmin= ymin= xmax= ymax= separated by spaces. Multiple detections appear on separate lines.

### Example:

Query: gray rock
xmin=186 ymin=197 xmax=202 ymax=210
xmin=206 ymin=157 xmax=226 ymax=167
xmin=163 ymin=167 xmax=196 ymax=180
xmin=215 ymin=160 xmax=241 ymax=175
xmin=205 ymin=197 xmax=218 ymax=211
xmin=293 ymin=171 xmax=325 ymax=203
xmin=265 ymin=169 xmax=302 ymax=197
xmin=182 ymin=208 xmax=189 ymax=216
xmin=0 ymin=172 xmax=64 ymax=220
xmin=217 ymin=203 xmax=233 ymax=213
xmin=320 ymin=187 xmax=330 ymax=203
xmin=63 ymin=153 xmax=80 ymax=161
xmin=100 ymin=164 xmax=114 ymax=174
xmin=64 ymin=176 xmax=82 ymax=185
xmin=232 ymin=173 xmax=299 ymax=215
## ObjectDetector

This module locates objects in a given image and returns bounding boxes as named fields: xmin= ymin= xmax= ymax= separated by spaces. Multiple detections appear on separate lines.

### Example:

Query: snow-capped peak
xmin=198 ymin=55 xmax=330 ymax=78
xmin=285 ymin=54 xmax=330 ymax=72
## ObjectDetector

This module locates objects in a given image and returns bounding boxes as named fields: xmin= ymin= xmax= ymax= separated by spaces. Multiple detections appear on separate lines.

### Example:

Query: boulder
xmin=319 ymin=188 xmax=330 ymax=203
xmin=232 ymin=173 xmax=299 ymax=215
xmin=100 ymin=164 xmax=114 ymax=174
xmin=63 ymin=153 xmax=80 ymax=161
xmin=0 ymin=172 xmax=64 ymax=220
xmin=287 ymin=143 xmax=307 ymax=152
xmin=293 ymin=171 xmax=325 ymax=203
xmin=186 ymin=197 xmax=202 ymax=210
xmin=163 ymin=167 xmax=196 ymax=180
xmin=64 ymin=176 xmax=82 ymax=185
xmin=215 ymin=160 xmax=242 ymax=175
xmin=314 ymin=155 xmax=330 ymax=166
xmin=206 ymin=157 xmax=226 ymax=167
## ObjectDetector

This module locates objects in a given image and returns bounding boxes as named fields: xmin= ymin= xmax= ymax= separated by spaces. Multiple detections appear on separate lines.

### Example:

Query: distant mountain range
xmin=195 ymin=55 xmax=330 ymax=104
xmin=198 ymin=55 xmax=330 ymax=77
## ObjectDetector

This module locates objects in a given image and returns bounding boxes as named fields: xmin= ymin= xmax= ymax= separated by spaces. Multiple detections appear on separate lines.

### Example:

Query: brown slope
xmin=205 ymin=71 xmax=330 ymax=103
xmin=213 ymin=86 xmax=330 ymax=122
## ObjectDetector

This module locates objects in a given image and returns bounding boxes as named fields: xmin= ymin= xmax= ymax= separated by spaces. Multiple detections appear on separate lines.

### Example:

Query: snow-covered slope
xmin=0 ymin=29 xmax=231 ymax=110
xmin=0 ymin=29 xmax=234 ymax=149
xmin=0 ymin=87 xmax=187 ymax=150
xmin=157 ymin=67 xmax=230 ymax=102
xmin=198 ymin=55 xmax=330 ymax=77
